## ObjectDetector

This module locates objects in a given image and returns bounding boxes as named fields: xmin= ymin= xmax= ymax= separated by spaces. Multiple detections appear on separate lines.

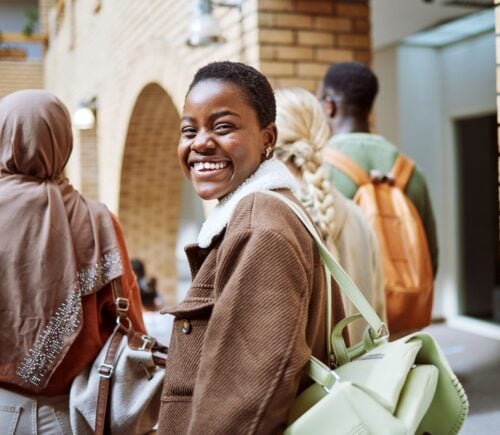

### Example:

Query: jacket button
xmin=180 ymin=319 xmax=192 ymax=334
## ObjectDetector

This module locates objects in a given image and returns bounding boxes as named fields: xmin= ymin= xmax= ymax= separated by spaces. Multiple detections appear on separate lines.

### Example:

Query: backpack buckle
xmin=370 ymin=169 xmax=394 ymax=185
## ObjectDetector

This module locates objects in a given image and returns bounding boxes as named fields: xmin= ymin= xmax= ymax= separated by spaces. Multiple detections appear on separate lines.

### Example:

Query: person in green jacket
xmin=320 ymin=61 xmax=439 ymax=275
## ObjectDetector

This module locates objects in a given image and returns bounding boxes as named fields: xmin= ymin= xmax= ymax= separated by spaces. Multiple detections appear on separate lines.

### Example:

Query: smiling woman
xmin=178 ymin=77 xmax=275 ymax=200
xmin=157 ymin=61 xmax=346 ymax=435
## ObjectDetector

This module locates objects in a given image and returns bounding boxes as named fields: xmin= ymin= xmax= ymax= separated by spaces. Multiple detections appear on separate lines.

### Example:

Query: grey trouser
xmin=0 ymin=387 xmax=71 ymax=435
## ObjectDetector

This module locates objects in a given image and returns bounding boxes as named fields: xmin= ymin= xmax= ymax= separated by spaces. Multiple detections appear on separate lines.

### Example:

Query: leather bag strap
xmin=261 ymin=191 xmax=385 ymax=335
xmin=94 ymin=279 xmax=131 ymax=435
xmin=94 ymin=326 xmax=125 ymax=435
xmin=390 ymin=154 xmax=415 ymax=190
xmin=323 ymin=148 xmax=371 ymax=186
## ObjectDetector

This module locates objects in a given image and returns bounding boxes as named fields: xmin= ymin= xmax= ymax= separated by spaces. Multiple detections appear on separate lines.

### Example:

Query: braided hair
xmin=274 ymin=87 xmax=339 ymax=258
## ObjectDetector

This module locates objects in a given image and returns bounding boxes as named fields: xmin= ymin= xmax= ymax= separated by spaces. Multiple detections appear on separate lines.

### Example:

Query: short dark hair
xmin=188 ymin=61 xmax=276 ymax=128
xmin=140 ymin=278 xmax=158 ymax=308
xmin=131 ymin=258 xmax=145 ymax=279
xmin=323 ymin=62 xmax=379 ymax=113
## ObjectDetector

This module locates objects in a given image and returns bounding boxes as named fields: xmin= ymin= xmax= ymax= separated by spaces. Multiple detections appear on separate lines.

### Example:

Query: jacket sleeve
xmin=188 ymin=229 xmax=313 ymax=435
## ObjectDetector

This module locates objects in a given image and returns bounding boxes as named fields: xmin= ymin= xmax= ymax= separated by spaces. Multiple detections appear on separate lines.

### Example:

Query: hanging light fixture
xmin=72 ymin=97 xmax=97 ymax=130
xmin=186 ymin=0 xmax=243 ymax=47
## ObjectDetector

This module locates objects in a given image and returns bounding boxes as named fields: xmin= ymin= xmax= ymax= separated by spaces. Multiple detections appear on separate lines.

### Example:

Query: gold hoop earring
xmin=265 ymin=147 xmax=273 ymax=158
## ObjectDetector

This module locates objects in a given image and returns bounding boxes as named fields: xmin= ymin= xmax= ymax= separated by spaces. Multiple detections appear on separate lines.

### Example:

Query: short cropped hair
xmin=323 ymin=62 xmax=379 ymax=113
xmin=131 ymin=258 xmax=145 ymax=279
xmin=188 ymin=61 xmax=276 ymax=128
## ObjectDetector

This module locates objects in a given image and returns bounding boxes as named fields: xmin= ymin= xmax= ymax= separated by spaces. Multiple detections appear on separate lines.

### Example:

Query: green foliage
xmin=22 ymin=8 xmax=39 ymax=37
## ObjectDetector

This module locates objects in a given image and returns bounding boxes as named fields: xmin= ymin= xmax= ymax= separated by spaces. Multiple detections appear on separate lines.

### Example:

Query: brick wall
xmin=39 ymin=0 xmax=56 ymax=34
xmin=119 ymin=84 xmax=182 ymax=301
xmin=78 ymin=128 xmax=99 ymax=200
xmin=0 ymin=61 xmax=43 ymax=98
xmin=43 ymin=0 xmax=371 ymax=300
xmin=257 ymin=0 xmax=370 ymax=92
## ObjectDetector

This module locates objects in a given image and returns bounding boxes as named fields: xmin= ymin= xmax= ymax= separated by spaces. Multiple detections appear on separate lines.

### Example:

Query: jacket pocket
xmin=161 ymin=281 xmax=214 ymax=317
xmin=164 ymin=296 xmax=214 ymax=319
xmin=161 ymin=297 xmax=215 ymax=399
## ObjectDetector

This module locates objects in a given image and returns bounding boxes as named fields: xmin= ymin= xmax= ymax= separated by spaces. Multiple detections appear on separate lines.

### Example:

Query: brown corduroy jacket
xmin=158 ymin=190 xmax=345 ymax=434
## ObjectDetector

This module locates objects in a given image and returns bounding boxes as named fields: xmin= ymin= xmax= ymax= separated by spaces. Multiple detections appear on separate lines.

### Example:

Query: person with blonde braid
xmin=274 ymin=87 xmax=386 ymax=342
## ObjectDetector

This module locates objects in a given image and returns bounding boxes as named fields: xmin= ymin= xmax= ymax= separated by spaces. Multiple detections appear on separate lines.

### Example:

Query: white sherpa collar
xmin=197 ymin=159 xmax=298 ymax=248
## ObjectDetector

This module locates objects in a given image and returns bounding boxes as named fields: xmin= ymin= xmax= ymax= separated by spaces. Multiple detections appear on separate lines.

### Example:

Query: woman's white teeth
xmin=193 ymin=161 xmax=227 ymax=171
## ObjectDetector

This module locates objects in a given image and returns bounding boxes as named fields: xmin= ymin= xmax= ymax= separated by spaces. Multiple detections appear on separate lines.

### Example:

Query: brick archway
xmin=119 ymin=83 xmax=181 ymax=302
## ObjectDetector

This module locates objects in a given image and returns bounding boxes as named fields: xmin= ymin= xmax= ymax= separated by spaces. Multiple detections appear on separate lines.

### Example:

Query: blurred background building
xmin=0 ymin=0 xmax=498 ymax=327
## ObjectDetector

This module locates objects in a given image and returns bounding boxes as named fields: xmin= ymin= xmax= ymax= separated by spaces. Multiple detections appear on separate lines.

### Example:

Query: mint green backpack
xmin=263 ymin=191 xmax=468 ymax=435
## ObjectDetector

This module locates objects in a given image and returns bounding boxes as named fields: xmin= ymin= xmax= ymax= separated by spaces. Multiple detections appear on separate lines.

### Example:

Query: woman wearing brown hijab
xmin=0 ymin=90 xmax=145 ymax=433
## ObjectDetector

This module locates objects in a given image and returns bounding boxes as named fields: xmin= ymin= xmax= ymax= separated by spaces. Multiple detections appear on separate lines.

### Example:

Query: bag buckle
xmin=115 ymin=297 xmax=130 ymax=312
xmin=139 ymin=335 xmax=154 ymax=351
xmin=376 ymin=323 xmax=389 ymax=339
xmin=98 ymin=363 xmax=114 ymax=379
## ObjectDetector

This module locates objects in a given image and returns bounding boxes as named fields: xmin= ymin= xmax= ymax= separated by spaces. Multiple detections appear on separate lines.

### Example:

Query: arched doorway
xmin=119 ymin=83 xmax=182 ymax=303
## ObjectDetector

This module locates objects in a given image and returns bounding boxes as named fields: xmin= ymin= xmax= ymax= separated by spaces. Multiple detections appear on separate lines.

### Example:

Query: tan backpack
xmin=324 ymin=148 xmax=433 ymax=335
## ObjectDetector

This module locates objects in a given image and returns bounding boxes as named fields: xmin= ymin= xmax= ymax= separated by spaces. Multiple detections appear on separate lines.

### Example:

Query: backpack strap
xmin=323 ymin=148 xmax=371 ymax=186
xmin=390 ymin=154 xmax=415 ymax=190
